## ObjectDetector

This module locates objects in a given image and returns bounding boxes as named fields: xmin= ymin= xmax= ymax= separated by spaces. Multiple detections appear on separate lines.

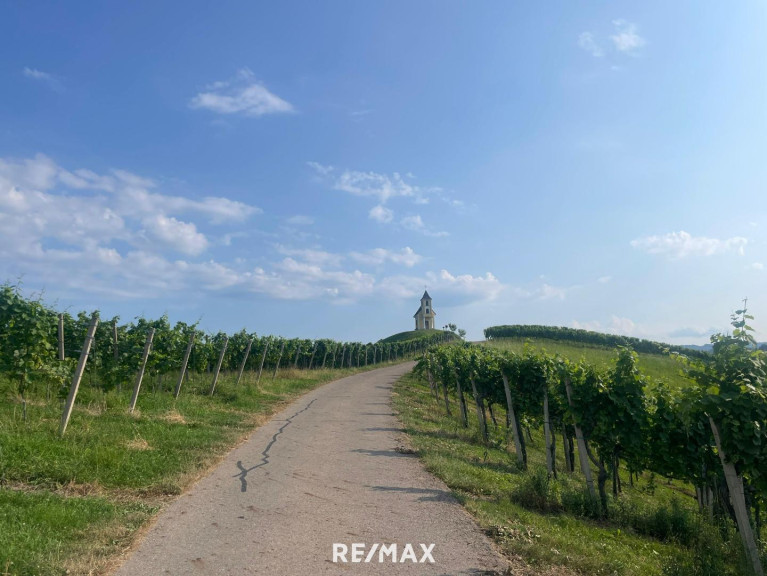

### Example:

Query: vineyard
xmin=0 ymin=283 xmax=446 ymax=427
xmin=0 ymin=283 xmax=446 ymax=575
xmin=404 ymin=310 xmax=767 ymax=575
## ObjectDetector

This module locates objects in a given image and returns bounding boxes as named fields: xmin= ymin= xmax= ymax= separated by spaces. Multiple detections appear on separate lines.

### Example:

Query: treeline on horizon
xmin=484 ymin=324 xmax=711 ymax=360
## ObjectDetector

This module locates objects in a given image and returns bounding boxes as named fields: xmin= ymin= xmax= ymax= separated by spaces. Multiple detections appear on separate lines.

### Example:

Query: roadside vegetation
xmin=379 ymin=328 xmax=459 ymax=344
xmin=0 ymin=282 xmax=434 ymax=575
xmin=394 ymin=311 xmax=766 ymax=575
xmin=0 ymin=367 xmax=394 ymax=575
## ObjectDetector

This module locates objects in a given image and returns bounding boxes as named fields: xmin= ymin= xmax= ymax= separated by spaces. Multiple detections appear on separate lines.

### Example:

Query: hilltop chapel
xmin=413 ymin=290 xmax=436 ymax=330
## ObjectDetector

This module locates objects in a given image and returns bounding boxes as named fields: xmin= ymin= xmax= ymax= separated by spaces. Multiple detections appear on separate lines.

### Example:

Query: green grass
xmin=0 ymin=363 xmax=394 ymax=575
xmin=483 ymin=337 xmax=692 ymax=390
xmin=393 ymin=371 xmax=753 ymax=576
xmin=0 ymin=490 xmax=153 ymax=576
xmin=379 ymin=329 xmax=457 ymax=344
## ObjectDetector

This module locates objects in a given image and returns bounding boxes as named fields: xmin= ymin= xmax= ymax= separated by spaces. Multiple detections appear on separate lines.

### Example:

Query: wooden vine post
xmin=113 ymin=320 xmax=120 ymax=391
xmin=501 ymin=374 xmax=525 ymax=467
xmin=58 ymin=313 xmax=65 ymax=360
xmin=209 ymin=336 xmax=229 ymax=396
xmin=271 ymin=340 xmax=285 ymax=380
xmin=308 ymin=341 xmax=317 ymax=370
xmin=235 ymin=338 xmax=253 ymax=386
xmin=59 ymin=313 xmax=99 ymax=436
xmin=453 ymin=369 xmax=468 ymax=427
xmin=564 ymin=376 xmax=596 ymax=500
xmin=129 ymin=328 xmax=155 ymax=413
xmin=710 ymin=417 xmax=764 ymax=576
xmin=256 ymin=337 xmax=270 ymax=384
xmin=293 ymin=343 xmax=301 ymax=368
xmin=543 ymin=388 xmax=555 ymax=477
xmin=174 ymin=332 xmax=195 ymax=398
xmin=470 ymin=377 xmax=488 ymax=443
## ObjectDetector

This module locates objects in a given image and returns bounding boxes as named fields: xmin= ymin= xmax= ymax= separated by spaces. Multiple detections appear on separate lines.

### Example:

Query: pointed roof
xmin=421 ymin=290 xmax=431 ymax=301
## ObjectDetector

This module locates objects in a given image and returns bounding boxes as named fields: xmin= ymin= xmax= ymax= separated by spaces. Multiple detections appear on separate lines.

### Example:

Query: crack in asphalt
xmin=234 ymin=398 xmax=317 ymax=492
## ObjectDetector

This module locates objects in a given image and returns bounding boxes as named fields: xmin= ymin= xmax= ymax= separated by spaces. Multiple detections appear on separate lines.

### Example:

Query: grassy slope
xmin=483 ymin=337 xmax=691 ymax=390
xmin=394 ymin=335 xmax=762 ymax=576
xmin=393 ymin=371 xmax=752 ymax=575
xmin=0 ymin=364 xmax=392 ymax=575
xmin=379 ymin=329 xmax=455 ymax=344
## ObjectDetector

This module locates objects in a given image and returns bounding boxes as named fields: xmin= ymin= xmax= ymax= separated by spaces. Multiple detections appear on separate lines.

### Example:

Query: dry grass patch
xmin=125 ymin=437 xmax=151 ymax=451
xmin=159 ymin=410 xmax=186 ymax=424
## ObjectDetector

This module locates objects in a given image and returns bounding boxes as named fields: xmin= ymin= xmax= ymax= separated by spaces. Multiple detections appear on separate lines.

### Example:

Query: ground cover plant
xmin=394 ymin=311 xmax=767 ymax=575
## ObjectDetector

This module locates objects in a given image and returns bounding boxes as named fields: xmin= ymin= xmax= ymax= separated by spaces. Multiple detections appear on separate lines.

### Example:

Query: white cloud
xmin=400 ymin=214 xmax=448 ymax=237
xmin=0 ymin=153 xmax=261 ymax=267
xmin=189 ymin=68 xmax=293 ymax=117
xmin=538 ymin=283 xmax=568 ymax=301
xmin=369 ymin=204 xmax=394 ymax=223
xmin=631 ymin=231 xmax=747 ymax=259
xmin=578 ymin=32 xmax=603 ymax=57
xmin=334 ymin=170 xmax=417 ymax=203
xmin=751 ymin=262 xmax=764 ymax=270
xmin=349 ymin=247 xmax=421 ymax=268
xmin=23 ymin=67 xmax=53 ymax=81
xmin=23 ymin=67 xmax=62 ymax=91
xmin=1 ymin=154 xmax=507 ymax=307
xmin=275 ymin=245 xmax=344 ymax=267
xmin=611 ymin=20 xmax=646 ymax=53
xmin=286 ymin=215 xmax=314 ymax=226
xmin=143 ymin=215 xmax=208 ymax=255
xmin=306 ymin=161 xmax=334 ymax=176
xmin=436 ymin=270 xmax=504 ymax=300
xmin=598 ymin=275 xmax=612 ymax=284
xmin=311 ymin=164 xmax=447 ymax=206
xmin=401 ymin=214 xmax=424 ymax=231
xmin=610 ymin=315 xmax=636 ymax=335
xmin=573 ymin=315 xmax=636 ymax=336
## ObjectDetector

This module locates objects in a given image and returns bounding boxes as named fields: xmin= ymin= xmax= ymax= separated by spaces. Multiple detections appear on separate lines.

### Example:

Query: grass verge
xmin=0 ymin=363 xmax=393 ymax=575
xmin=393 ymin=370 xmax=755 ymax=576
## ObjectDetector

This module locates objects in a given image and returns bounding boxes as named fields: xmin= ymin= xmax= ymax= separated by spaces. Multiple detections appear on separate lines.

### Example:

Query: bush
xmin=511 ymin=466 xmax=560 ymax=512
xmin=560 ymin=484 xmax=601 ymax=519
xmin=662 ymin=520 xmax=745 ymax=576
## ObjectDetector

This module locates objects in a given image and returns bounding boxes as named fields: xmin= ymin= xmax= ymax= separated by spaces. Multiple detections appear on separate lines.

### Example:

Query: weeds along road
xmin=112 ymin=362 xmax=508 ymax=575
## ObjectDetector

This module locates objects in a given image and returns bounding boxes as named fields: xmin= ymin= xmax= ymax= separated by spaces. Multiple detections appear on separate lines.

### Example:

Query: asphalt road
xmin=113 ymin=362 xmax=509 ymax=575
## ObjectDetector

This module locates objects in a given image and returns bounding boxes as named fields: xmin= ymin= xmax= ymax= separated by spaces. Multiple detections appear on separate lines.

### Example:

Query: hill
xmin=378 ymin=329 xmax=458 ymax=344
xmin=484 ymin=324 xmax=709 ymax=360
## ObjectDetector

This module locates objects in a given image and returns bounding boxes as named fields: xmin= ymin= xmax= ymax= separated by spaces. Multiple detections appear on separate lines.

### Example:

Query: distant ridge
xmin=378 ymin=329 xmax=458 ymax=344
xmin=483 ymin=324 xmax=710 ymax=359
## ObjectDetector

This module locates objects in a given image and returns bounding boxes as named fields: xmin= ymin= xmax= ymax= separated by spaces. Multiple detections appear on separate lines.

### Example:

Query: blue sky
xmin=1 ymin=1 xmax=766 ymax=343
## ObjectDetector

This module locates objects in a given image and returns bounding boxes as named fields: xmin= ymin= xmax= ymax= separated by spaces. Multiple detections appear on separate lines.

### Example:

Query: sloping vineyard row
xmin=419 ymin=309 xmax=766 ymax=575
xmin=0 ymin=283 xmax=445 ymax=408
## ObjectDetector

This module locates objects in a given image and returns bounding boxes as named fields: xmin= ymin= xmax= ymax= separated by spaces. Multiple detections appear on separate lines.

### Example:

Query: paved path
xmin=114 ymin=363 xmax=509 ymax=575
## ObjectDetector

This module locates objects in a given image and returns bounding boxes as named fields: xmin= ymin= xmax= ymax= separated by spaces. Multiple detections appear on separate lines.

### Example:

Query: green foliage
xmin=688 ymin=307 xmax=767 ymax=493
xmin=422 ymin=308 xmax=767 ymax=573
xmin=484 ymin=324 xmax=709 ymax=360
xmin=394 ymin=371 xmax=749 ymax=576
xmin=378 ymin=328 xmax=456 ymax=344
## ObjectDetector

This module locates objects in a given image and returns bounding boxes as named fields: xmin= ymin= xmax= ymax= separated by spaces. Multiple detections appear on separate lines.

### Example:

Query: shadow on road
xmin=351 ymin=448 xmax=415 ymax=458
xmin=368 ymin=485 xmax=453 ymax=502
